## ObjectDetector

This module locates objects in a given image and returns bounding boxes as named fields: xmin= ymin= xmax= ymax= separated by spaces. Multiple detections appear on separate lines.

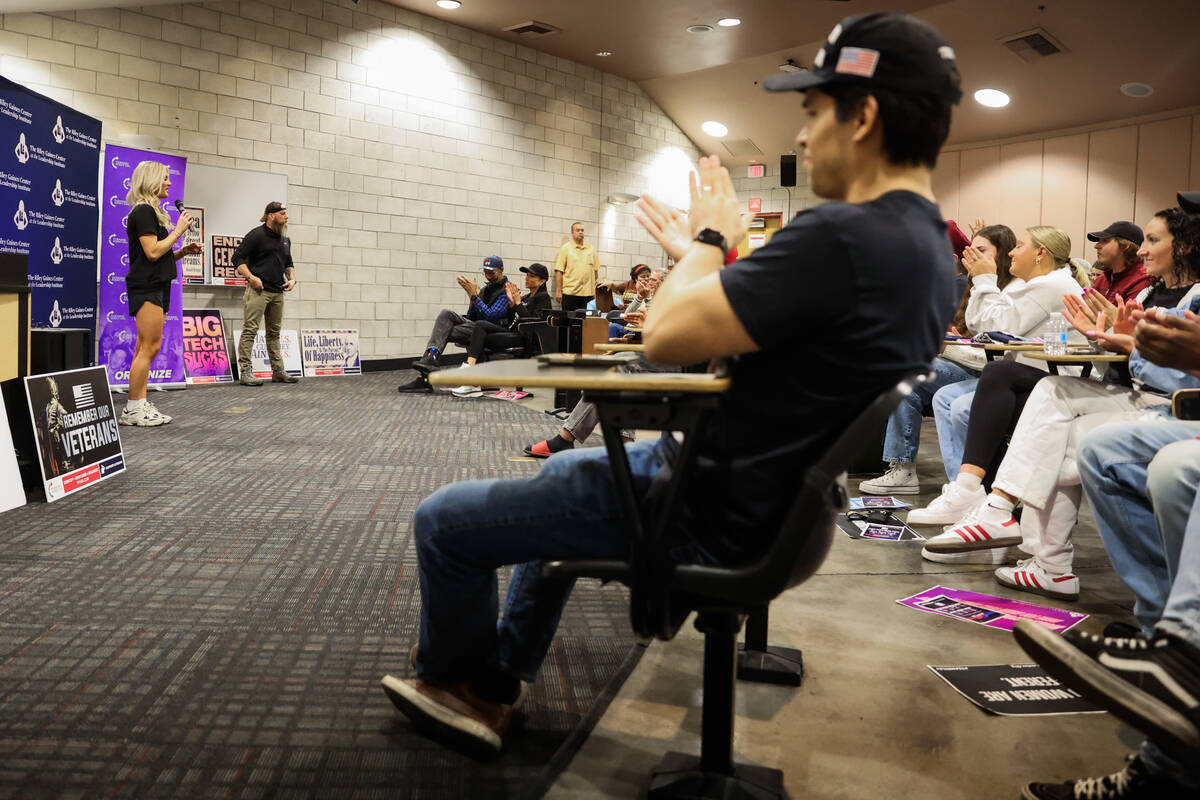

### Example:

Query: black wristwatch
xmin=694 ymin=228 xmax=729 ymax=256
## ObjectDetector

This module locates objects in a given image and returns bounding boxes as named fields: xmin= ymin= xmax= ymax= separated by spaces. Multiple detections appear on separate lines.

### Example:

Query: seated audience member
xmin=859 ymin=221 xmax=1056 ymax=496
xmin=397 ymin=256 xmax=513 ymax=393
xmin=1015 ymin=309 xmax=1200 ymax=798
xmin=599 ymin=263 xmax=652 ymax=300
xmin=378 ymin=12 xmax=961 ymax=756
xmin=913 ymin=208 xmax=1200 ymax=533
xmin=919 ymin=210 xmax=1200 ymax=598
xmin=1088 ymin=220 xmax=1152 ymax=304
xmin=926 ymin=226 xmax=1090 ymax=485
xmin=448 ymin=264 xmax=553 ymax=396
xmin=860 ymin=224 xmax=1015 ymax=495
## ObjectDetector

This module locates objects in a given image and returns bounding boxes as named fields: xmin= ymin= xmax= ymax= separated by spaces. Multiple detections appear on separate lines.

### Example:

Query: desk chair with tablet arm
xmin=543 ymin=372 xmax=930 ymax=799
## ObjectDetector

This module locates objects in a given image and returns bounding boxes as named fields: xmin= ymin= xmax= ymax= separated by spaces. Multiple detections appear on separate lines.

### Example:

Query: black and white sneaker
xmin=1014 ymin=619 xmax=1200 ymax=759
xmin=1021 ymin=753 xmax=1194 ymax=799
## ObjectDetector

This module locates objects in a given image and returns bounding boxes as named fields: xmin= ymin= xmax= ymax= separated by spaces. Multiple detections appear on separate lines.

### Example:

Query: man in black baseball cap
xmin=1087 ymin=220 xmax=1151 ymax=304
xmin=1180 ymin=191 xmax=1200 ymax=214
xmin=382 ymin=11 xmax=963 ymax=764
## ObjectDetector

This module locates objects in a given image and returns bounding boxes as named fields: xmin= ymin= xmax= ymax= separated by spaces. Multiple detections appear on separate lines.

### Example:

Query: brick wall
xmin=0 ymin=0 xmax=700 ymax=358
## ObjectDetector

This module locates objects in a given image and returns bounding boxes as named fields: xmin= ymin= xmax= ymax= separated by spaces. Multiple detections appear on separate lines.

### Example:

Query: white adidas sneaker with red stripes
xmin=995 ymin=558 xmax=1080 ymax=601
xmin=923 ymin=512 xmax=1023 ymax=553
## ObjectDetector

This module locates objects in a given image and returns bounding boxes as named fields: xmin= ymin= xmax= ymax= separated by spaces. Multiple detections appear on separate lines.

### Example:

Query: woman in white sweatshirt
xmin=926 ymin=226 xmax=1086 ymax=485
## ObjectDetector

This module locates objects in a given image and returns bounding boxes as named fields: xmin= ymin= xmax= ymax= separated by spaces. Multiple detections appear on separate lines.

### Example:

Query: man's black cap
xmin=260 ymin=201 xmax=285 ymax=222
xmin=1087 ymin=221 xmax=1143 ymax=245
xmin=1180 ymin=192 xmax=1200 ymax=214
xmin=520 ymin=263 xmax=549 ymax=279
xmin=763 ymin=12 xmax=961 ymax=104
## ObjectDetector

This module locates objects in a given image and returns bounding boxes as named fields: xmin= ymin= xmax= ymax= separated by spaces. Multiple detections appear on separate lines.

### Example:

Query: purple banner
xmin=97 ymin=145 xmax=187 ymax=388
xmin=897 ymin=585 xmax=1087 ymax=633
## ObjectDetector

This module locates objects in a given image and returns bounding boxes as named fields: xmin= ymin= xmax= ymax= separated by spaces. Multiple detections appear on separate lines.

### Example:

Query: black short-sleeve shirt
xmin=125 ymin=203 xmax=176 ymax=290
xmin=680 ymin=190 xmax=957 ymax=562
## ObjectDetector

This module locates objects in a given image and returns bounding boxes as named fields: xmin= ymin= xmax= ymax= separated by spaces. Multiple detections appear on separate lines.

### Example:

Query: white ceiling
xmin=9 ymin=0 xmax=1200 ymax=168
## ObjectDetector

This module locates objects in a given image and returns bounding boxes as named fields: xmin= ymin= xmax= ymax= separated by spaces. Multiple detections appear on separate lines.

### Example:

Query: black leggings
xmin=467 ymin=320 xmax=524 ymax=362
xmin=960 ymin=360 xmax=1048 ymax=474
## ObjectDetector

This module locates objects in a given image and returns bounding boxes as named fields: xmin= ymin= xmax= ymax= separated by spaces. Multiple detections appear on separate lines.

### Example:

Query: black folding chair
xmin=543 ymin=372 xmax=930 ymax=798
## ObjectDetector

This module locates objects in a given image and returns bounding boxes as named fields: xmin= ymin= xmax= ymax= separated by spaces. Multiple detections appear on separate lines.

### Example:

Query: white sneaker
xmin=995 ymin=557 xmax=1080 ymax=601
xmin=924 ymin=500 xmax=1022 ymax=553
xmin=907 ymin=482 xmax=986 ymax=526
xmin=451 ymin=384 xmax=482 ymax=397
xmin=858 ymin=462 xmax=919 ymax=495
xmin=118 ymin=401 xmax=171 ymax=427
xmin=921 ymin=546 xmax=1010 ymax=565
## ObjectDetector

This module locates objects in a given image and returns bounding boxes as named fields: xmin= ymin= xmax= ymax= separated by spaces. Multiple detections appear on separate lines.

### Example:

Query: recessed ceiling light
xmin=701 ymin=120 xmax=728 ymax=137
xmin=1120 ymin=82 xmax=1154 ymax=98
xmin=974 ymin=88 xmax=1010 ymax=108
xmin=686 ymin=24 xmax=714 ymax=34
xmin=436 ymin=0 xmax=461 ymax=8
xmin=596 ymin=51 xmax=612 ymax=57
xmin=717 ymin=18 xmax=741 ymax=27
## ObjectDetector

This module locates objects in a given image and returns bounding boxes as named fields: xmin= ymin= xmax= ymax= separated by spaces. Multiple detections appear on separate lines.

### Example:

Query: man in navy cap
xmin=382 ymin=11 xmax=961 ymax=755
xmin=398 ymin=256 xmax=515 ymax=392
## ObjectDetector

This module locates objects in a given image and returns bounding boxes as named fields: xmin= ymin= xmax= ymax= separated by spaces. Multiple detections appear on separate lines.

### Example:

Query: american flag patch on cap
xmin=835 ymin=47 xmax=879 ymax=78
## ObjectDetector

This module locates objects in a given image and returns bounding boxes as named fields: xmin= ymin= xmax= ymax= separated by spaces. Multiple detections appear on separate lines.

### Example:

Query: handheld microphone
xmin=174 ymin=199 xmax=185 ymax=213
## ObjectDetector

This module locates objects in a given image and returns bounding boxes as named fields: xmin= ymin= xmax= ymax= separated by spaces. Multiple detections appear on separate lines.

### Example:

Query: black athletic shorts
xmin=128 ymin=284 xmax=170 ymax=316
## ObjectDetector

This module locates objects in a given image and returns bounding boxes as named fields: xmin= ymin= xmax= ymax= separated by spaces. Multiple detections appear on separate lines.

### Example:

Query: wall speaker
xmin=779 ymin=154 xmax=796 ymax=187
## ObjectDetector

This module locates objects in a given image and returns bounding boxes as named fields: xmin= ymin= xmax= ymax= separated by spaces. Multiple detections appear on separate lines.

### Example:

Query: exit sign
xmin=747 ymin=164 xmax=765 ymax=178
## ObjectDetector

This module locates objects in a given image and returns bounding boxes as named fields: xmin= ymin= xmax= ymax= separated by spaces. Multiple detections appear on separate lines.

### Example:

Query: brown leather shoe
xmin=381 ymin=675 xmax=512 ymax=759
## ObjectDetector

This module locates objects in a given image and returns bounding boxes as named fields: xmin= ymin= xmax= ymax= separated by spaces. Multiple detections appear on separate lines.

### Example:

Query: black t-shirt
xmin=125 ymin=203 xmax=176 ymax=290
xmin=232 ymin=224 xmax=294 ymax=292
xmin=1142 ymin=281 xmax=1193 ymax=310
xmin=680 ymin=191 xmax=957 ymax=562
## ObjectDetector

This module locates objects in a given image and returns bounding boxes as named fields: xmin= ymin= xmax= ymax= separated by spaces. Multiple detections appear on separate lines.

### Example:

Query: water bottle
xmin=1043 ymin=316 xmax=1069 ymax=355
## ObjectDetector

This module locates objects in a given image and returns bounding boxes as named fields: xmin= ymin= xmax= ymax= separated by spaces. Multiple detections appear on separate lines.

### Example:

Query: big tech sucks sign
xmin=181 ymin=308 xmax=233 ymax=384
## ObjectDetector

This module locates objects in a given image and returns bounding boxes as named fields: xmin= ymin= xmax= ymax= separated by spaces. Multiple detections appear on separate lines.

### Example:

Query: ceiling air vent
xmin=722 ymin=138 xmax=764 ymax=159
xmin=503 ymin=20 xmax=561 ymax=37
xmin=1001 ymin=28 xmax=1067 ymax=62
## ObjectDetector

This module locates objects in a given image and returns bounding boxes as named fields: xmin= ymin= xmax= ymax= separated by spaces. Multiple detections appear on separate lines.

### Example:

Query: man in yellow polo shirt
xmin=553 ymin=221 xmax=599 ymax=311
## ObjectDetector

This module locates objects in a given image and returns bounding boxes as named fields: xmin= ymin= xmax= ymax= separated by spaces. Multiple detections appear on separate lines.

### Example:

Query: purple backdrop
xmin=97 ymin=145 xmax=187 ymax=388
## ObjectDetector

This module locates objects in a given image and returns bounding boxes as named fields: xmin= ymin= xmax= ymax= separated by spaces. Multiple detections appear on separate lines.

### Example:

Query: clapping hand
xmin=688 ymin=155 xmax=751 ymax=247
xmin=1082 ymin=288 xmax=1118 ymax=326
xmin=456 ymin=275 xmax=480 ymax=297
xmin=1092 ymin=307 xmax=1135 ymax=354
xmin=1134 ymin=309 xmax=1200 ymax=375
xmin=636 ymin=195 xmax=693 ymax=262
xmin=969 ymin=217 xmax=987 ymax=238
xmin=179 ymin=241 xmax=203 ymax=256
xmin=622 ymin=309 xmax=645 ymax=327
xmin=961 ymin=244 xmax=997 ymax=277
xmin=504 ymin=282 xmax=521 ymax=306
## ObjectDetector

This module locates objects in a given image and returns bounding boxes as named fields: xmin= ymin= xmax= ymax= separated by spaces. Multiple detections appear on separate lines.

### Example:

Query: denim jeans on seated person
xmin=413 ymin=437 xmax=716 ymax=688
xmin=880 ymin=357 xmax=976 ymax=466
xmin=1076 ymin=420 xmax=1200 ymax=790
xmin=932 ymin=378 xmax=979 ymax=480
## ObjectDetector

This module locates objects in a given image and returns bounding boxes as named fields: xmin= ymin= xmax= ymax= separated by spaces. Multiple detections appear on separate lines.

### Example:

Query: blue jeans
xmin=413 ymin=439 xmax=667 ymax=685
xmin=881 ymin=358 xmax=976 ymax=465
xmin=1148 ymin=438 xmax=1200 ymax=644
xmin=1076 ymin=420 xmax=1200 ymax=788
xmin=932 ymin=378 xmax=979 ymax=480
xmin=1076 ymin=420 xmax=1200 ymax=628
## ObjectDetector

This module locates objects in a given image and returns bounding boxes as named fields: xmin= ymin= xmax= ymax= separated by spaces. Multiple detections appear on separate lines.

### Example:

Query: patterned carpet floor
xmin=0 ymin=372 xmax=641 ymax=799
